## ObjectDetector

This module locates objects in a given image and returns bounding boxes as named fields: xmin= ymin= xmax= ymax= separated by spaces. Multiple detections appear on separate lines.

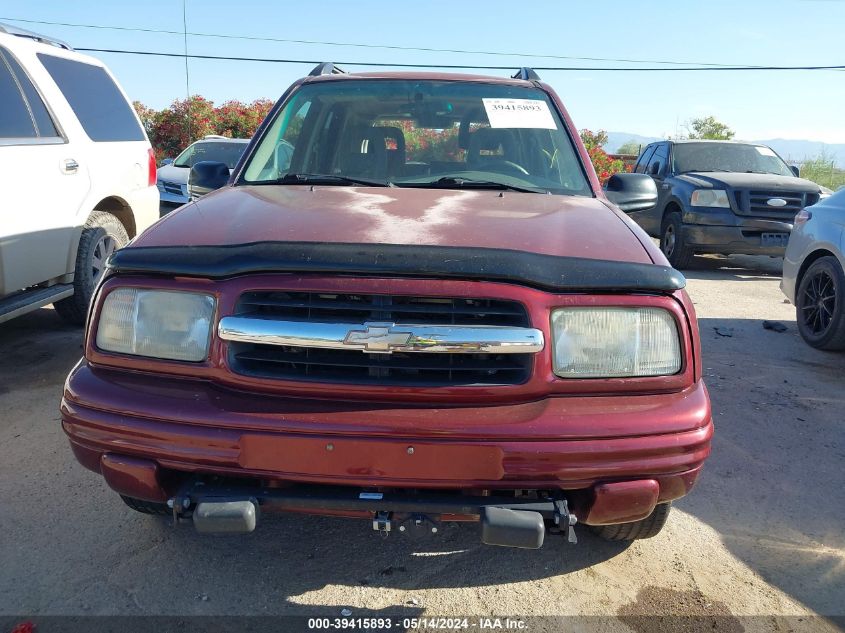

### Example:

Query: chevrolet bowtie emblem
xmin=343 ymin=322 xmax=413 ymax=353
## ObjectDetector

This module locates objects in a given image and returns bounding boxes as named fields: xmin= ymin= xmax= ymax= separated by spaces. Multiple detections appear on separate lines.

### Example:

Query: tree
xmin=580 ymin=129 xmax=629 ymax=183
xmin=132 ymin=100 xmax=157 ymax=137
xmin=133 ymin=97 xmax=275 ymax=160
xmin=216 ymin=99 xmax=274 ymax=139
xmin=616 ymin=140 xmax=642 ymax=156
xmin=685 ymin=116 xmax=735 ymax=140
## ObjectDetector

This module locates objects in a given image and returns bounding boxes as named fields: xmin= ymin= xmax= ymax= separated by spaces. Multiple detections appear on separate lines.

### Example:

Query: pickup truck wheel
xmin=588 ymin=502 xmax=671 ymax=541
xmin=796 ymin=256 xmax=845 ymax=350
xmin=120 ymin=495 xmax=171 ymax=516
xmin=54 ymin=211 xmax=129 ymax=325
xmin=660 ymin=212 xmax=695 ymax=269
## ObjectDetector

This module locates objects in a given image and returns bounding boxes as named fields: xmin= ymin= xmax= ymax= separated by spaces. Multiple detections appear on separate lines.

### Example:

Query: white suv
xmin=0 ymin=24 xmax=159 ymax=325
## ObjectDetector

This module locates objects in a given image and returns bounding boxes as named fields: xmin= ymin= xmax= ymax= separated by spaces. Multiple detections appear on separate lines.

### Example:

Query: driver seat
xmin=466 ymin=128 xmax=519 ymax=170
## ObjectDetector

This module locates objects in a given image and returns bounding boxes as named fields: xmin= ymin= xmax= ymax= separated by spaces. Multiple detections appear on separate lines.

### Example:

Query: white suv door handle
xmin=63 ymin=159 xmax=79 ymax=174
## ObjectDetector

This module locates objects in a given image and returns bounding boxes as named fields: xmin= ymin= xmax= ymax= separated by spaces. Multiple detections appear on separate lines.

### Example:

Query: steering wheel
xmin=483 ymin=160 xmax=530 ymax=176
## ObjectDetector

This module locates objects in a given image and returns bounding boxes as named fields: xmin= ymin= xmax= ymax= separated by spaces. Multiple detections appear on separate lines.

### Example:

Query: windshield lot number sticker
xmin=483 ymin=98 xmax=557 ymax=129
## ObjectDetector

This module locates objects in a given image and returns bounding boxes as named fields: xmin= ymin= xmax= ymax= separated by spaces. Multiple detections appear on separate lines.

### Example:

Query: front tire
xmin=796 ymin=256 xmax=845 ymax=350
xmin=660 ymin=212 xmax=695 ymax=269
xmin=54 ymin=211 xmax=129 ymax=325
xmin=589 ymin=502 xmax=671 ymax=541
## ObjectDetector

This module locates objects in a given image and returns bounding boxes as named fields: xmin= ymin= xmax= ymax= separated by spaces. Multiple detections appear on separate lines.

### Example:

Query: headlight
xmin=690 ymin=189 xmax=731 ymax=208
xmin=551 ymin=307 xmax=681 ymax=378
xmin=96 ymin=288 xmax=215 ymax=361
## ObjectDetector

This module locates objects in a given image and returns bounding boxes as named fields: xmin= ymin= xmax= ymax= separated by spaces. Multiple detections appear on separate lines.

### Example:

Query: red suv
xmin=61 ymin=65 xmax=712 ymax=549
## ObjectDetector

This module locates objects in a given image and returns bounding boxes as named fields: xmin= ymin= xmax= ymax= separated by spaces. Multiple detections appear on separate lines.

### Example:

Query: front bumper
xmin=62 ymin=361 xmax=712 ymax=525
xmin=156 ymin=185 xmax=189 ymax=205
xmin=681 ymin=209 xmax=793 ymax=256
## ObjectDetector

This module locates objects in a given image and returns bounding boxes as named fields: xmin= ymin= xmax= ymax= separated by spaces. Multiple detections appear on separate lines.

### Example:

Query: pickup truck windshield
xmin=241 ymin=80 xmax=591 ymax=196
xmin=673 ymin=142 xmax=793 ymax=176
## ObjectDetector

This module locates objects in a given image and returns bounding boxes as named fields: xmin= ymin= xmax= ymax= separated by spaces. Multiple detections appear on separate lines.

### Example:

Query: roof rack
xmin=512 ymin=67 xmax=541 ymax=81
xmin=0 ymin=22 xmax=73 ymax=50
xmin=309 ymin=62 xmax=346 ymax=77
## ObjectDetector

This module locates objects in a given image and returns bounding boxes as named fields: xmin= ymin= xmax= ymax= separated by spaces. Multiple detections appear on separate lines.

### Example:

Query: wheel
xmin=589 ymin=503 xmax=671 ymax=541
xmin=660 ymin=212 xmax=695 ymax=269
xmin=54 ymin=211 xmax=129 ymax=325
xmin=796 ymin=256 xmax=845 ymax=350
xmin=120 ymin=495 xmax=170 ymax=516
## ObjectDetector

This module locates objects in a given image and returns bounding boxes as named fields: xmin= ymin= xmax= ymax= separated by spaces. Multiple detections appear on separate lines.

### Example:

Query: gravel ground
xmin=0 ymin=254 xmax=842 ymax=632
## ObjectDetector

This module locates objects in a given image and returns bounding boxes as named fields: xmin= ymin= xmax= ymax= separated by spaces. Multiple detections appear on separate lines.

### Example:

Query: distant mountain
xmin=604 ymin=132 xmax=662 ymax=155
xmin=751 ymin=139 xmax=844 ymax=166
xmin=604 ymin=132 xmax=844 ymax=166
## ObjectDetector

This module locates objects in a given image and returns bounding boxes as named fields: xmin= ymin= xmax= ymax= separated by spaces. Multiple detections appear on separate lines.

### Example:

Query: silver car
xmin=157 ymin=135 xmax=250 ymax=204
xmin=782 ymin=188 xmax=845 ymax=350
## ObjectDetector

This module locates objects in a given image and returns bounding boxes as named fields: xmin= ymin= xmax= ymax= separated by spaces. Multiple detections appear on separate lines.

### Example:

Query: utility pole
xmin=183 ymin=0 xmax=191 ymax=144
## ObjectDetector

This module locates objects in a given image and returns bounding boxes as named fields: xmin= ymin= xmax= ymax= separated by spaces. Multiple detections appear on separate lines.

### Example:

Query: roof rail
xmin=309 ymin=62 xmax=346 ymax=76
xmin=0 ymin=22 xmax=73 ymax=50
xmin=512 ymin=67 xmax=541 ymax=81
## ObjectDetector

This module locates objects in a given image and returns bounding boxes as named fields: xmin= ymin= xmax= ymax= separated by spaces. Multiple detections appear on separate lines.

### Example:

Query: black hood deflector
xmin=107 ymin=241 xmax=685 ymax=293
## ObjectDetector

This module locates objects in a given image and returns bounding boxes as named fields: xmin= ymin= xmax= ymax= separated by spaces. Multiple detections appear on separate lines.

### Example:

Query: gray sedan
xmin=157 ymin=136 xmax=250 ymax=205
xmin=782 ymin=188 xmax=845 ymax=349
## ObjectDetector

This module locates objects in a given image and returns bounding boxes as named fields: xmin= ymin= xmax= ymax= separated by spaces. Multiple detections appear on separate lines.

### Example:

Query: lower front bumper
xmin=684 ymin=224 xmax=788 ymax=256
xmin=62 ymin=362 xmax=713 ymax=526
xmin=156 ymin=188 xmax=189 ymax=205
xmin=681 ymin=211 xmax=793 ymax=256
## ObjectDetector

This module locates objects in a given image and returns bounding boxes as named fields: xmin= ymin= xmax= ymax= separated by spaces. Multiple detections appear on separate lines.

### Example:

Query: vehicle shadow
xmin=0 ymin=306 xmax=83 ymax=394
xmin=681 ymin=254 xmax=784 ymax=281
xmin=682 ymin=314 xmax=845 ymax=616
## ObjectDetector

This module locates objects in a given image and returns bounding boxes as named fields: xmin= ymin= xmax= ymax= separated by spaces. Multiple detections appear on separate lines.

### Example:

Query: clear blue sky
xmin=3 ymin=0 xmax=843 ymax=143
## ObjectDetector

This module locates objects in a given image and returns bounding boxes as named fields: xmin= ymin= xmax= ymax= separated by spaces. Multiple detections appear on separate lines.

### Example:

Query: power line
xmin=0 ymin=16 xmax=767 ymax=68
xmin=74 ymin=47 xmax=845 ymax=72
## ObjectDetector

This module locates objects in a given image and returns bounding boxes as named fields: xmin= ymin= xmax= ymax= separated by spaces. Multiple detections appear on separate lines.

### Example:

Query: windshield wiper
xmin=398 ymin=176 xmax=548 ymax=194
xmin=265 ymin=173 xmax=393 ymax=187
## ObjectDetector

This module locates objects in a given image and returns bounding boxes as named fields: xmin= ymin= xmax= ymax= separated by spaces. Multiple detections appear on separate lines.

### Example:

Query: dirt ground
xmin=0 ymin=254 xmax=842 ymax=632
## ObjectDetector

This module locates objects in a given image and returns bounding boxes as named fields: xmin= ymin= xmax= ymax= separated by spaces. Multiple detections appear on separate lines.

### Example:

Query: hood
xmin=676 ymin=172 xmax=821 ymax=192
xmin=156 ymin=163 xmax=189 ymax=184
xmin=132 ymin=185 xmax=652 ymax=264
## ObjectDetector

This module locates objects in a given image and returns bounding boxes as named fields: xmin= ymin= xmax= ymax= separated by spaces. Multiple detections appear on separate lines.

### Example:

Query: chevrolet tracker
xmin=61 ymin=65 xmax=713 ymax=549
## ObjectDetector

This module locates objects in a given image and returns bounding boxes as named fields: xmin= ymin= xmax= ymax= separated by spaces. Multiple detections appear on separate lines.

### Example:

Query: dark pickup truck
xmin=626 ymin=140 xmax=822 ymax=268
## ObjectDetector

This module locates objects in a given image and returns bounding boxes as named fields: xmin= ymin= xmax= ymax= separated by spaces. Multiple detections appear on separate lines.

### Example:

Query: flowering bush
xmin=216 ymin=99 xmax=274 ymax=139
xmin=134 ymin=97 xmax=274 ymax=160
xmin=580 ymin=129 xmax=630 ymax=183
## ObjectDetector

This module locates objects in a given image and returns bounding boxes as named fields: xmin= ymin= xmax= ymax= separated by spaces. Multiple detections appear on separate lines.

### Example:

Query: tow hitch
xmin=167 ymin=482 xmax=577 ymax=549
xmin=373 ymin=511 xmax=392 ymax=536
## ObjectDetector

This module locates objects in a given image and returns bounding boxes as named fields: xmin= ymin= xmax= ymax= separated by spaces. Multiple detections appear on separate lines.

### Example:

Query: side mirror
xmin=188 ymin=161 xmax=229 ymax=200
xmin=790 ymin=165 xmax=800 ymax=178
xmin=160 ymin=157 xmax=174 ymax=166
xmin=604 ymin=173 xmax=659 ymax=214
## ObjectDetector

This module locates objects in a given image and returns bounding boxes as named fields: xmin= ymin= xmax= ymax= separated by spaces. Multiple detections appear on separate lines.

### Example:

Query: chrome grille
xmin=226 ymin=291 xmax=534 ymax=386
xmin=735 ymin=190 xmax=820 ymax=219
xmin=159 ymin=180 xmax=185 ymax=196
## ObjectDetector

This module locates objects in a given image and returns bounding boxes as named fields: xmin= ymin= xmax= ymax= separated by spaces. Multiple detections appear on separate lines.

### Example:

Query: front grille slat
xmin=239 ymin=298 xmax=524 ymax=317
xmin=235 ymin=347 xmax=526 ymax=372
xmin=228 ymin=291 xmax=532 ymax=386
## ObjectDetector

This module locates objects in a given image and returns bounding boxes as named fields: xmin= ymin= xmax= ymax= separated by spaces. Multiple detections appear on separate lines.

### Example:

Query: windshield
xmin=173 ymin=141 xmax=248 ymax=169
xmin=241 ymin=79 xmax=591 ymax=196
xmin=673 ymin=142 xmax=793 ymax=176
